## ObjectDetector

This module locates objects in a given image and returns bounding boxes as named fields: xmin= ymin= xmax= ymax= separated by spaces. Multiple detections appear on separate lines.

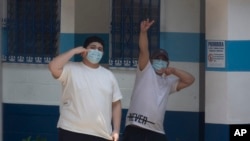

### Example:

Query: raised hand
xmin=73 ymin=46 xmax=88 ymax=57
xmin=163 ymin=67 xmax=176 ymax=75
xmin=156 ymin=67 xmax=176 ymax=76
xmin=140 ymin=18 xmax=155 ymax=32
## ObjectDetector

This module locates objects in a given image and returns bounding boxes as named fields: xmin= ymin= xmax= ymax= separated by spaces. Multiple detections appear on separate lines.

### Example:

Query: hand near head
xmin=160 ymin=67 xmax=195 ymax=91
xmin=156 ymin=67 xmax=175 ymax=76
xmin=163 ymin=67 xmax=176 ymax=75
xmin=73 ymin=46 xmax=88 ymax=57
xmin=140 ymin=18 xmax=155 ymax=32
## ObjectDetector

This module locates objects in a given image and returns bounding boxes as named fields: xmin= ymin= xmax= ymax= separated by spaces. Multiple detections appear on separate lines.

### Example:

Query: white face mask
xmin=86 ymin=49 xmax=103 ymax=64
xmin=152 ymin=59 xmax=168 ymax=71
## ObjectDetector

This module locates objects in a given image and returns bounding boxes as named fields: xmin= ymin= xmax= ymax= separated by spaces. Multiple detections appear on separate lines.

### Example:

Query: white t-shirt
xmin=57 ymin=62 xmax=122 ymax=140
xmin=125 ymin=62 xmax=178 ymax=134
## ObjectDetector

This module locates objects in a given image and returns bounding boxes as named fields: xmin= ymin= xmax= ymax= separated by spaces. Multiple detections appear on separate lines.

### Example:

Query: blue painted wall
xmin=3 ymin=104 xmax=59 ymax=141
xmin=160 ymin=32 xmax=205 ymax=63
xmin=3 ymin=104 xmax=203 ymax=141
xmin=59 ymin=32 xmax=206 ymax=64
xmin=205 ymin=123 xmax=229 ymax=141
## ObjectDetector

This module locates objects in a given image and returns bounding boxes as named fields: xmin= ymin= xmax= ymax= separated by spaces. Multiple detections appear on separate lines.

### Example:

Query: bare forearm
xmin=173 ymin=68 xmax=194 ymax=84
xmin=139 ymin=19 xmax=154 ymax=53
xmin=138 ymin=31 xmax=150 ymax=70
xmin=167 ymin=67 xmax=195 ymax=91
xmin=49 ymin=49 xmax=75 ymax=70
xmin=138 ymin=19 xmax=154 ymax=70
xmin=48 ymin=48 xmax=77 ymax=78
xmin=139 ymin=31 xmax=148 ymax=51
xmin=112 ymin=100 xmax=122 ymax=133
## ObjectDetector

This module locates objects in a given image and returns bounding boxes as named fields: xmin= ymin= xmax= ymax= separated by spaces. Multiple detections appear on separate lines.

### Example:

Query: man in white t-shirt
xmin=122 ymin=19 xmax=195 ymax=141
xmin=49 ymin=36 xmax=123 ymax=141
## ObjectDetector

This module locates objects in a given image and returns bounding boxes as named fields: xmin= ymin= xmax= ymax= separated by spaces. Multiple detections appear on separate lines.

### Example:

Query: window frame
xmin=2 ymin=0 xmax=61 ymax=64
xmin=110 ymin=0 xmax=160 ymax=68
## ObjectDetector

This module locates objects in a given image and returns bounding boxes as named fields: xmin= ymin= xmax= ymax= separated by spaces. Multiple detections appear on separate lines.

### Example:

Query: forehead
xmin=87 ymin=42 xmax=103 ymax=48
xmin=153 ymin=55 xmax=168 ymax=61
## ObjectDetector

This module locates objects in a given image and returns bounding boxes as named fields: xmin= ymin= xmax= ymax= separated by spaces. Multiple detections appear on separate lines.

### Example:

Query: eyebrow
xmin=89 ymin=45 xmax=103 ymax=51
xmin=89 ymin=44 xmax=102 ymax=48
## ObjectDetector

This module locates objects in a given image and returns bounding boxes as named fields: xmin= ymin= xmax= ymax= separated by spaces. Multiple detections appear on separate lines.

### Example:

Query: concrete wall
xmin=2 ymin=0 xmax=205 ymax=141
xmin=205 ymin=0 xmax=250 ymax=140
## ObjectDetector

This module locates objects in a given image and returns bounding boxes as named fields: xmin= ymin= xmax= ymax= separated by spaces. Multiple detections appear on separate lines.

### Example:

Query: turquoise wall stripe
xmin=1 ymin=31 xmax=74 ymax=61
xmin=227 ymin=41 xmax=250 ymax=71
xmin=206 ymin=40 xmax=250 ymax=71
xmin=60 ymin=32 xmax=205 ymax=64
xmin=160 ymin=32 xmax=205 ymax=63
xmin=59 ymin=33 xmax=75 ymax=54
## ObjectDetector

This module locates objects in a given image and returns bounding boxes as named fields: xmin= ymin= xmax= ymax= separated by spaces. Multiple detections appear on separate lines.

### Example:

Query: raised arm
xmin=48 ymin=47 xmax=87 ymax=79
xmin=164 ymin=67 xmax=195 ymax=91
xmin=138 ymin=19 xmax=155 ymax=70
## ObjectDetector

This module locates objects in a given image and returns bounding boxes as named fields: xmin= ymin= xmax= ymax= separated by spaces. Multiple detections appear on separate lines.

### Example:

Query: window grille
xmin=2 ymin=0 xmax=60 ymax=64
xmin=110 ymin=0 xmax=160 ymax=67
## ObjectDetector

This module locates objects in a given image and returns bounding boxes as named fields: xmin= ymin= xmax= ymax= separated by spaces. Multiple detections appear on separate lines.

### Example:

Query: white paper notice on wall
xmin=207 ymin=40 xmax=225 ymax=68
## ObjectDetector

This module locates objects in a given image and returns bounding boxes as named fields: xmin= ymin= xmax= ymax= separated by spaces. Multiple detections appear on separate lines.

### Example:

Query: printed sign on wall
xmin=207 ymin=40 xmax=225 ymax=68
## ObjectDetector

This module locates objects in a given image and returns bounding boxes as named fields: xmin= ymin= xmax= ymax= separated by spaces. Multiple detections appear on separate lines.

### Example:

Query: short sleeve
xmin=57 ymin=62 xmax=72 ymax=84
xmin=111 ymin=74 xmax=123 ymax=102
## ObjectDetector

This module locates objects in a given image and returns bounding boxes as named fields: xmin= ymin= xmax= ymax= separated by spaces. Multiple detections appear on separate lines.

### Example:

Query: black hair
xmin=83 ymin=36 xmax=104 ymax=48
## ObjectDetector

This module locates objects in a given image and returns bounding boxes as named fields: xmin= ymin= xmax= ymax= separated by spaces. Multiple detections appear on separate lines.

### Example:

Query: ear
xmin=81 ymin=50 xmax=88 ymax=58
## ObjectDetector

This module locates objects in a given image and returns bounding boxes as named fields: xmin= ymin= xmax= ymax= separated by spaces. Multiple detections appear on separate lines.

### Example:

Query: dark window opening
xmin=2 ymin=0 xmax=61 ymax=64
xmin=110 ymin=0 xmax=160 ymax=67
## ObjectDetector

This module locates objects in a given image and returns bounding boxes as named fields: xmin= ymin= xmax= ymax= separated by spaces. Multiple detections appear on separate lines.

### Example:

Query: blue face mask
xmin=87 ymin=49 xmax=103 ymax=64
xmin=152 ymin=59 xmax=168 ymax=71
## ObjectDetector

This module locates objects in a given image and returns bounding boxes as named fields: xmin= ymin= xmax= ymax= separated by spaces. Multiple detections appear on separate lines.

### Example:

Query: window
xmin=110 ymin=0 xmax=160 ymax=67
xmin=2 ymin=0 xmax=60 ymax=64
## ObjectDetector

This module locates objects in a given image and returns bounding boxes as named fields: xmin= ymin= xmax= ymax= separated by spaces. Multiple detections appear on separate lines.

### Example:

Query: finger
xmin=149 ymin=20 xmax=155 ymax=25
xmin=85 ymin=48 xmax=91 ymax=52
xmin=155 ymin=69 xmax=162 ymax=74
xmin=82 ymin=48 xmax=89 ymax=56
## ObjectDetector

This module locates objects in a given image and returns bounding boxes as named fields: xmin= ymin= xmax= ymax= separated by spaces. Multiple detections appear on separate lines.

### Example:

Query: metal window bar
xmin=110 ymin=0 xmax=160 ymax=68
xmin=2 ymin=0 xmax=60 ymax=64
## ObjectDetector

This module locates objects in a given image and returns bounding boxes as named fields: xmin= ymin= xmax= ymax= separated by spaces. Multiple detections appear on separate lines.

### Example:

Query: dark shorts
xmin=122 ymin=125 xmax=168 ymax=141
xmin=58 ymin=128 xmax=111 ymax=141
